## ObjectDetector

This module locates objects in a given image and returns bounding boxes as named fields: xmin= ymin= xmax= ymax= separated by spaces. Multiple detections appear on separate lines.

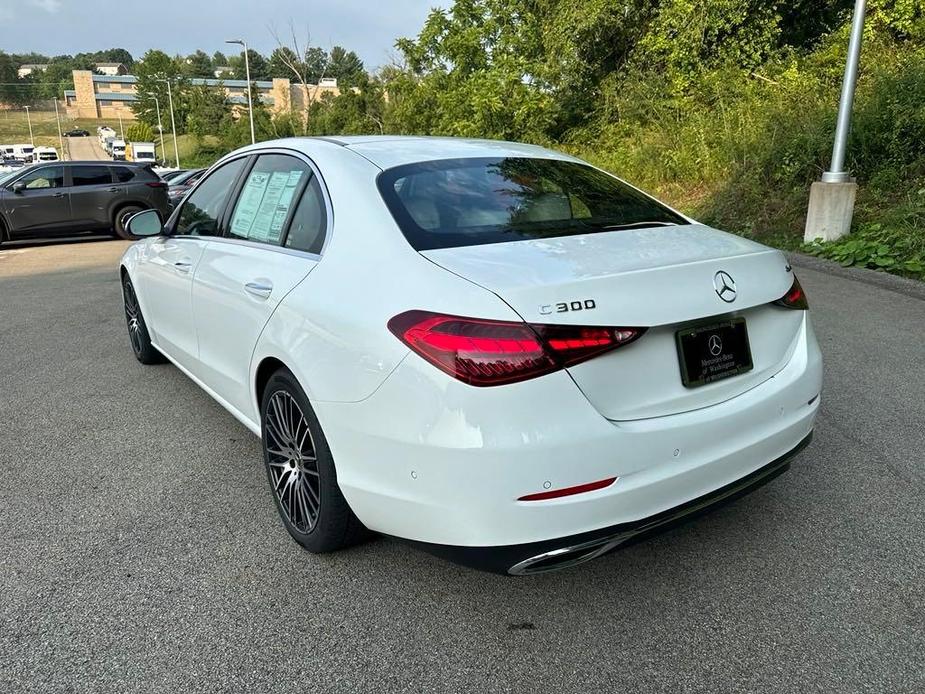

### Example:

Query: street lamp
xmin=158 ymin=78 xmax=181 ymax=168
xmin=152 ymin=95 xmax=165 ymax=166
xmin=804 ymin=0 xmax=867 ymax=242
xmin=53 ymin=97 xmax=65 ymax=160
xmin=226 ymin=38 xmax=256 ymax=145
xmin=24 ymin=106 xmax=34 ymax=147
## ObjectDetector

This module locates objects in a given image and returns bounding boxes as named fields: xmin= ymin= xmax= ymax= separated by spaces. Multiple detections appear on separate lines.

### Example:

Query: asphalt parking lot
xmin=0 ymin=238 xmax=923 ymax=693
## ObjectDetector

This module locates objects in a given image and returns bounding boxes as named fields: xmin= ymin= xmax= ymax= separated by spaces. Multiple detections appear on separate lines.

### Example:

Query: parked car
xmin=0 ymin=161 xmax=169 ymax=243
xmin=64 ymin=128 xmax=90 ymax=137
xmin=166 ymin=168 xmax=205 ymax=207
xmin=11 ymin=144 xmax=35 ymax=163
xmin=158 ymin=168 xmax=188 ymax=182
xmin=0 ymin=158 xmax=24 ymax=174
xmin=33 ymin=146 xmax=58 ymax=162
xmin=111 ymin=139 xmax=127 ymax=161
xmin=119 ymin=137 xmax=822 ymax=575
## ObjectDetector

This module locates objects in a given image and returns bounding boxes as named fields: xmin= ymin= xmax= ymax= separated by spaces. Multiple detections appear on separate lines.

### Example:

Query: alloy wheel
xmin=265 ymin=390 xmax=321 ymax=533
xmin=123 ymin=280 xmax=144 ymax=355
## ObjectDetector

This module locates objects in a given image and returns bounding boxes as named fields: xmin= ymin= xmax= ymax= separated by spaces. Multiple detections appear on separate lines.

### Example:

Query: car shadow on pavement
xmin=0 ymin=234 xmax=114 ymax=251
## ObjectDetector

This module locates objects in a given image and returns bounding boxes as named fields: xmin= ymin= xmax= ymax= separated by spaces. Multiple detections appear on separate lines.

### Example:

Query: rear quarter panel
xmin=249 ymin=145 xmax=528 ymax=417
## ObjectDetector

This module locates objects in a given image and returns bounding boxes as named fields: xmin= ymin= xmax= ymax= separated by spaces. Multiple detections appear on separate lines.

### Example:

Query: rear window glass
xmin=113 ymin=167 xmax=136 ymax=182
xmin=377 ymin=157 xmax=686 ymax=251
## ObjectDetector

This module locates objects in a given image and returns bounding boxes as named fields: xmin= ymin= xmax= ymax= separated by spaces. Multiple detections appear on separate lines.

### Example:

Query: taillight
xmin=774 ymin=275 xmax=809 ymax=310
xmin=146 ymin=181 xmax=167 ymax=189
xmin=388 ymin=310 xmax=645 ymax=386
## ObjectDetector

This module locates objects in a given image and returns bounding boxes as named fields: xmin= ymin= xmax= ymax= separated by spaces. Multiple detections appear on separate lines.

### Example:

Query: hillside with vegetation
xmin=1 ymin=2 xmax=922 ymax=276
xmin=317 ymin=0 xmax=923 ymax=278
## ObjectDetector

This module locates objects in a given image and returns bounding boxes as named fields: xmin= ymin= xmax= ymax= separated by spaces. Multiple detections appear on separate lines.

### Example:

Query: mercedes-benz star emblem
xmin=713 ymin=271 xmax=737 ymax=303
xmin=708 ymin=334 xmax=723 ymax=356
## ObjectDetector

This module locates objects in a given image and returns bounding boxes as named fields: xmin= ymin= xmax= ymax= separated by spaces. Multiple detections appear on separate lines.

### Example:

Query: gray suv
xmin=0 ymin=161 xmax=170 ymax=243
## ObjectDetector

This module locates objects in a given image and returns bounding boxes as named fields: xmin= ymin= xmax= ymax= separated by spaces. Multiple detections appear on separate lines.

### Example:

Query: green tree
xmin=231 ymin=49 xmax=270 ymax=81
xmin=211 ymin=51 xmax=229 ymax=69
xmin=183 ymin=50 xmax=213 ymax=77
xmin=269 ymin=47 xmax=302 ymax=80
xmin=186 ymin=84 xmax=229 ymax=137
xmin=388 ymin=0 xmax=554 ymax=140
xmin=327 ymin=46 xmax=365 ymax=87
xmin=125 ymin=122 xmax=154 ymax=142
xmin=130 ymin=50 xmax=189 ymax=134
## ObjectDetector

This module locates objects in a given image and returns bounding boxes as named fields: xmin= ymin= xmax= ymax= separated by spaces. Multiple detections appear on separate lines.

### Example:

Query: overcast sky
xmin=1 ymin=0 xmax=449 ymax=69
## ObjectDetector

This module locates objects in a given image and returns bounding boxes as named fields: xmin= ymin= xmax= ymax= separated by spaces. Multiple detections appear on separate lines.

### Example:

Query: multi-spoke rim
xmin=265 ymin=390 xmax=320 ymax=534
xmin=123 ymin=280 xmax=143 ymax=355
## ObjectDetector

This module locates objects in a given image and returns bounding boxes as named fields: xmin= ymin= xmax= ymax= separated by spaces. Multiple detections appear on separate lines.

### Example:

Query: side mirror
xmin=126 ymin=208 xmax=164 ymax=238
xmin=11 ymin=181 xmax=25 ymax=194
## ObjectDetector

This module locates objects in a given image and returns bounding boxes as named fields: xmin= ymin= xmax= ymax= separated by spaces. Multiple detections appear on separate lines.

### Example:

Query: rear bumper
xmin=410 ymin=432 xmax=812 ymax=574
xmin=313 ymin=312 xmax=822 ymax=550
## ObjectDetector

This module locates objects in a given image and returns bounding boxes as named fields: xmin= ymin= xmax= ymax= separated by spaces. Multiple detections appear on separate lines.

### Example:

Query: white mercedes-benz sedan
xmin=120 ymin=136 xmax=822 ymax=575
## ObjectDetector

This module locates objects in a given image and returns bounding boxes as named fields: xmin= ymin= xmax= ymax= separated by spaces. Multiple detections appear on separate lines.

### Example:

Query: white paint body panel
xmin=120 ymin=136 xmax=823 ymax=552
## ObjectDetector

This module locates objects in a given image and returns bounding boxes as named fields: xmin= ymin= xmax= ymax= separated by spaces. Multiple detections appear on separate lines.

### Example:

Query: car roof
xmin=235 ymin=135 xmax=582 ymax=171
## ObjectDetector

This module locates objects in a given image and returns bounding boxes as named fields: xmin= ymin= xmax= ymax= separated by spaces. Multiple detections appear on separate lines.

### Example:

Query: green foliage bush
xmin=125 ymin=123 xmax=154 ymax=142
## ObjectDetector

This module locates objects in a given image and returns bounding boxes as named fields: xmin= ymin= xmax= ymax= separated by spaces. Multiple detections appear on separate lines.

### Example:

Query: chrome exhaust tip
xmin=508 ymin=531 xmax=635 ymax=576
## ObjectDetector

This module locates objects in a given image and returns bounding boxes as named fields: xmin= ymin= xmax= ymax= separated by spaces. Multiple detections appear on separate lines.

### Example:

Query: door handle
xmin=173 ymin=260 xmax=192 ymax=274
xmin=244 ymin=280 xmax=273 ymax=299
xmin=107 ymin=187 xmax=120 ymax=193
xmin=53 ymin=193 xmax=66 ymax=198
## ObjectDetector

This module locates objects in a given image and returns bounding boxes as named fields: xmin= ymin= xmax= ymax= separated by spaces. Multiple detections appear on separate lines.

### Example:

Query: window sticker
xmin=231 ymin=168 xmax=305 ymax=244
xmin=231 ymin=170 xmax=270 ymax=238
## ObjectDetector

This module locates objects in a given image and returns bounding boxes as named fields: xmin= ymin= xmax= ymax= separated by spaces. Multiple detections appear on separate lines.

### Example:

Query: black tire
xmin=114 ymin=205 xmax=144 ymax=240
xmin=122 ymin=274 xmax=165 ymax=365
xmin=261 ymin=368 xmax=368 ymax=553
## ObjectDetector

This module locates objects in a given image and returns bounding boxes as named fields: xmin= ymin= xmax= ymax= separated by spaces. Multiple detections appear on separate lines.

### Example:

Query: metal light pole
xmin=53 ymin=97 xmax=65 ymax=160
xmin=24 ymin=106 xmax=34 ymax=146
xmin=226 ymin=39 xmax=255 ymax=144
xmin=804 ymin=0 xmax=867 ymax=242
xmin=823 ymin=0 xmax=867 ymax=183
xmin=118 ymin=111 xmax=125 ymax=140
xmin=159 ymin=78 xmax=181 ymax=168
xmin=152 ymin=95 xmax=165 ymax=165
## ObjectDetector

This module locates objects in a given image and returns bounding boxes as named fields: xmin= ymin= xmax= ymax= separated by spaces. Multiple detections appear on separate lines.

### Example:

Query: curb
xmin=786 ymin=252 xmax=925 ymax=302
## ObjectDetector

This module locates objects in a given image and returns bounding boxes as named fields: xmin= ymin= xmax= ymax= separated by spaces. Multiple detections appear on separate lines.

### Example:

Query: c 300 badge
xmin=539 ymin=299 xmax=597 ymax=315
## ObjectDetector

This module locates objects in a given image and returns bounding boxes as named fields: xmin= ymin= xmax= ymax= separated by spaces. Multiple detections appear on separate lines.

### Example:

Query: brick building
xmin=63 ymin=70 xmax=339 ymax=121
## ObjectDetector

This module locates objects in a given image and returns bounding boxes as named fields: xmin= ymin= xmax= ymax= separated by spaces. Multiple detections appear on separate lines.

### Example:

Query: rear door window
xmin=228 ymin=154 xmax=310 ymax=246
xmin=377 ymin=157 xmax=686 ymax=251
xmin=284 ymin=176 xmax=327 ymax=254
xmin=113 ymin=167 xmax=136 ymax=182
xmin=72 ymin=165 xmax=114 ymax=186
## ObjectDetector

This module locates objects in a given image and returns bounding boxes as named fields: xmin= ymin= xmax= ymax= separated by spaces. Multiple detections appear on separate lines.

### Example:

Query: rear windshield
xmin=378 ymin=157 xmax=686 ymax=251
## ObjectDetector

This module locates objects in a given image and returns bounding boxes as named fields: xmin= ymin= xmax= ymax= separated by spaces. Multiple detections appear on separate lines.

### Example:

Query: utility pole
xmin=118 ymin=111 xmax=125 ymax=140
xmin=160 ymin=78 xmax=181 ymax=168
xmin=152 ymin=95 xmax=165 ymax=165
xmin=804 ymin=0 xmax=867 ymax=242
xmin=53 ymin=97 xmax=65 ymax=160
xmin=24 ymin=106 xmax=34 ymax=146
xmin=226 ymin=39 xmax=255 ymax=144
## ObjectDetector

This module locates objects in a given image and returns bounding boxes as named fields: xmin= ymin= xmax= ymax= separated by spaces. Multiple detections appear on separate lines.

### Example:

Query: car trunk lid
xmin=421 ymin=224 xmax=801 ymax=420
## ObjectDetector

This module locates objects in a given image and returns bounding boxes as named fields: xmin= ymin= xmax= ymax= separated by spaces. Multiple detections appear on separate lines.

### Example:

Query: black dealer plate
xmin=676 ymin=318 xmax=753 ymax=388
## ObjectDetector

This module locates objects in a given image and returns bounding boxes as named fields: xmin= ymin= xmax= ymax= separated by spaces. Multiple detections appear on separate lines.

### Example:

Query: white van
xmin=11 ymin=144 xmax=35 ymax=162
xmin=126 ymin=142 xmax=156 ymax=163
xmin=98 ymin=127 xmax=117 ymax=147
xmin=111 ymin=139 xmax=127 ymax=161
xmin=34 ymin=146 xmax=59 ymax=162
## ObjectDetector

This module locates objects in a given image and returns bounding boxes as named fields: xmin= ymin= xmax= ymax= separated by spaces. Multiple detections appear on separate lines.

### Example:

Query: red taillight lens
xmin=146 ymin=181 xmax=167 ymax=189
xmin=774 ymin=275 xmax=809 ymax=310
xmin=388 ymin=310 xmax=645 ymax=386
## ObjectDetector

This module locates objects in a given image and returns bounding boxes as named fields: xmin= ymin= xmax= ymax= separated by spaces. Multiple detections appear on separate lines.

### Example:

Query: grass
xmin=0 ymin=110 xmax=102 ymax=151
xmin=0 ymin=110 xmax=214 ymax=166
